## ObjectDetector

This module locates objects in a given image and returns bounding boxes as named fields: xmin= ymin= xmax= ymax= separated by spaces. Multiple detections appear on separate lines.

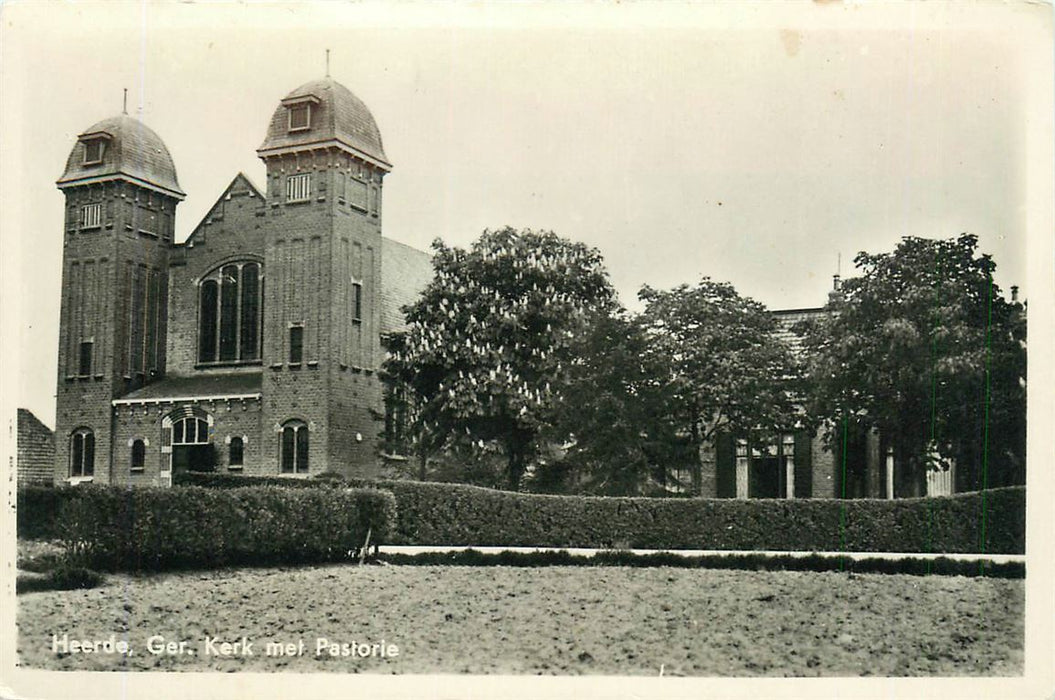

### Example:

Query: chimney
xmin=1011 ymin=285 xmax=1019 ymax=303
xmin=832 ymin=274 xmax=841 ymax=291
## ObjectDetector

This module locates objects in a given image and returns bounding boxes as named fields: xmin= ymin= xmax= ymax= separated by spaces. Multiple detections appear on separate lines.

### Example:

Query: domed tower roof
xmin=257 ymin=77 xmax=390 ymax=170
xmin=57 ymin=114 xmax=185 ymax=199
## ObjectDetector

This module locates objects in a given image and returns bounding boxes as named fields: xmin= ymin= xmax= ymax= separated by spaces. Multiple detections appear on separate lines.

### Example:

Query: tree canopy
xmin=798 ymin=233 xmax=1026 ymax=494
xmin=543 ymin=311 xmax=695 ymax=496
xmin=383 ymin=227 xmax=616 ymax=490
xmin=637 ymin=278 xmax=800 ymax=495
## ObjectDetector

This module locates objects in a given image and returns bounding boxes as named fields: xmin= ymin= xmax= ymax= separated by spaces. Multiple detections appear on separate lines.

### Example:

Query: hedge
xmin=174 ymin=473 xmax=1025 ymax=555
xmin=376 ymin=549 xmax=1025 ymax=579
xmin=41 ymin=484 xmax=396 ymax=572
xmin=17 ymin=485 xmax=67 ymax=540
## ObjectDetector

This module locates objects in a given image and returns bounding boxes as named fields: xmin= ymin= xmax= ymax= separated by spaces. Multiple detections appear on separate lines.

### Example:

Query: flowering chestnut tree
xmin=383 ymin=227 xmax=616 ymax=490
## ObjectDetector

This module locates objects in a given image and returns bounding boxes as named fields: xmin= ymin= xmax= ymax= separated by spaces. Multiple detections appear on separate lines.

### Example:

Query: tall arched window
xmin=70 ymin=428 xmax=95 ymax=478
xmin=229 ymin=436 xmax=244 ymax=468
xmin=131 ymin=439 xmax=146 ymax=470
xmin=280 ymin=420 xmax=309 ymax=474
xmin=198 ymin=261 xmax=263 ymax=364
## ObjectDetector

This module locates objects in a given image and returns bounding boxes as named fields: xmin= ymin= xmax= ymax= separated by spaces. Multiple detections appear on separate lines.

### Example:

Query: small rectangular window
xmin=289 ymin=325 xmax=304 ymax=364
xmin=83 ymin=139 xmax=105 ymax=164
xmin=81 ymin=203 xmax=102 ymax=229
xmin=289 ymin=104 xmax=311 ymax=131
xmin=352 ymin=282 xmax=363 ymax=323
xmin=287 ymin=173 xmax=312 ymax=203
xmin=78 ymin=341 xmax=93 ymax=377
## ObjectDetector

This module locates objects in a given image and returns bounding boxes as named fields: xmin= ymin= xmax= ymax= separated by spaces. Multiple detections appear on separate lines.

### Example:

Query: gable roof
xmin=772 ymin=307 xmax=826 ymax=358
xmin=183 ymin=172 xmax=266 ymax=246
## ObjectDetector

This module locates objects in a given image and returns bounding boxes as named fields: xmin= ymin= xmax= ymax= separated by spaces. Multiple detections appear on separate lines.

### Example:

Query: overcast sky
xmin=2 ymin=2 xmax=1049 ymax=428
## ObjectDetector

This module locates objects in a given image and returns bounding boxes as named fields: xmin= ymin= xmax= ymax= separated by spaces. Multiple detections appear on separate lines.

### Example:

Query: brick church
xmin=47 ymin=74 xmax=947 ymax=499
xmin=53 ymin=76 xmax=431 ymax=486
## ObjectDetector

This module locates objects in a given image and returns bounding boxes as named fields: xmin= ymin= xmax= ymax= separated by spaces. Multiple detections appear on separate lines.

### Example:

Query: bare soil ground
xmin=16 ymin=562 xmax=1022 ymax=676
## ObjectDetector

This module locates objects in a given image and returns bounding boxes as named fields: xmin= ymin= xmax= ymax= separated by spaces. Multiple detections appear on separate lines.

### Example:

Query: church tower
xmin=256 ymin=78 xmax=391 ymax=476
xmin=54 ymin=115 xmax=185 ymax=483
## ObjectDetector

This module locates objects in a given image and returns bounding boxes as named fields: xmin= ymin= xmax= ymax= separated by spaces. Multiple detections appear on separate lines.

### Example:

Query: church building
xmin=53 ymin=77 xmax=431 ymax=486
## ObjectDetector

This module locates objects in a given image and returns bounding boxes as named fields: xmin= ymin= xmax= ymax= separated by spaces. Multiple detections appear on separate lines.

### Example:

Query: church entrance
xmin=161 ymin=412 xmax=215 ymax=484
xmin=171 ymin=443 xmax=215 ymax=474
xmin=170 ymin=415 xmax=215 ymax=474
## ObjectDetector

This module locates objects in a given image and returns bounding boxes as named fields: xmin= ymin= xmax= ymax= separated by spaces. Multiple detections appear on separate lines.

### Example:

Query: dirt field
xmin=17 ymin=563 xmax=1022 ymax=676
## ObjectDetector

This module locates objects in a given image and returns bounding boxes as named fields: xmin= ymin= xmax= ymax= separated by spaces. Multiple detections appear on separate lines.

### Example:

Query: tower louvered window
xmin=81 ymin=203 xmax=102 ymax=229
xmin=287 ymin=173 xmax=311 ymax=203
xmin=198 ymin=261 xmax=263 ymax=365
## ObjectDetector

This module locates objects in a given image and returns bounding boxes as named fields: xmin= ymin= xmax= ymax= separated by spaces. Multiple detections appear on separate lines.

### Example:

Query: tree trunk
xmin=505 ymin=430 xmax=531 ymax=491
xmin=417 ymin=450 xmax=428 ymax=481
xmin=689 ymin=412 xmax=703 ymax=497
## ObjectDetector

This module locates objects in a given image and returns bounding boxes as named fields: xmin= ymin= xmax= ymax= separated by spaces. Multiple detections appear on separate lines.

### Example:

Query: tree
xmin=798 ymin=234 xmax=1026 ymax=495
xmin=544 ymin=311 xmax=695 ymax=496
xmin=383 ymin=227 xmax=616 ymax=490
xmin=637 ymin=279 xmax=800 ymax=496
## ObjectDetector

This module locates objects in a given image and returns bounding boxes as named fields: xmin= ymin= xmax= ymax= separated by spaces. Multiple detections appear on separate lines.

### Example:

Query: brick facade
xmin=51 ymin=78 xmax=431 ymax=486
xmin=17 ymin=409 xmax=55 ymax=486
xmin=697 ymin=308 xmax=893 ymax=500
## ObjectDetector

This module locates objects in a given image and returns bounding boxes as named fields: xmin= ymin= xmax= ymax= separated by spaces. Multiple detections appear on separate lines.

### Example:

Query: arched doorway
xmin=160 ymin=409 xmax=215 ymax=484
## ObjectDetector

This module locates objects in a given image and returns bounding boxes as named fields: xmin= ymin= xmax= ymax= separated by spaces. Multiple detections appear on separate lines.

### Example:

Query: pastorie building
xmin=52 ymin=77 xmax=431 ymax=486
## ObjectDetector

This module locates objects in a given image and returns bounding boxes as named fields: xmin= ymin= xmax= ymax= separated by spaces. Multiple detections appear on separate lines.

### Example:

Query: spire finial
xmin=123 ymin=88 xmax=128 ymax=115
xmin=325 ymin=49 xmax=330 ymax=77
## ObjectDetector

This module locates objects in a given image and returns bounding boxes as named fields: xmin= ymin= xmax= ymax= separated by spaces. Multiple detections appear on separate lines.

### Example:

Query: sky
xmin=1 ymin=1 xmax=1050 ymax=429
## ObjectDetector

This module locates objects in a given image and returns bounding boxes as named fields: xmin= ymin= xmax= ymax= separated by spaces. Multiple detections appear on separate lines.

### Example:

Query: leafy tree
xmin=543 ymin=312 xmax=695 ymax=496
xmin=637 ymin=279 xmax=800 ymax=496
xmin=383 ymin=227 xmax=616 ymax=490
xmin=799 ymin=234 xmax=1026 ymax=495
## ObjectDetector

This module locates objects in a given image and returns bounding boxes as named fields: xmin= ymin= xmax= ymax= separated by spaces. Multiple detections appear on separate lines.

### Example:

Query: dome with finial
xmin=258 ymin=77 xmax=389 ymax=169
xmin=57 ymin=114 xmax=185 ymax=198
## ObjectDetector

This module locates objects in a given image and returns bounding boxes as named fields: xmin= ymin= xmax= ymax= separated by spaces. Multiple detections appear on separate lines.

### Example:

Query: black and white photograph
xmin=1 ymin=2 xmax=1052 ymax=698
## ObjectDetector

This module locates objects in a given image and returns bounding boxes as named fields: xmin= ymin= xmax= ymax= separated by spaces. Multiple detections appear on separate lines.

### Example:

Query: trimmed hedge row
xmin=174 ymin=473 xmax=1025 ymax=555
xmin=375 ymin=549 xmax=1025 ymax=579
xmin=17 ymin=486 xmax=67 ymax=540
xmin=25 ymin=484 xmax=396 ymax=572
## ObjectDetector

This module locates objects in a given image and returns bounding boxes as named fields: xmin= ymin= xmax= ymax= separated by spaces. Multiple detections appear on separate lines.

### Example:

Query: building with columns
xmin=53 ymin=77 xmax=431 ymax=486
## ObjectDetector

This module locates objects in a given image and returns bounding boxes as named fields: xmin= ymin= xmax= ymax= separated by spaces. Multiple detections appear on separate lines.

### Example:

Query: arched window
xmin=172 ymin=416 xmax=210 ymax=445
xmin=280 ymin=420 xmax=309 ymax=474
xmin=229 ymin=436 xmax=244 ymax=468
xmin=70 ymin=428 xmax=95 ymax=478
xmin=198 ymin=261 xmax=263 ymax=364
xmin=131 ymin=439 xmax=146 ymax=470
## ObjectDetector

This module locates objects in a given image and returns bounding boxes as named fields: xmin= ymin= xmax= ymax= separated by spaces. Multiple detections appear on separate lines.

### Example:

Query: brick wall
xmin=259 ymin=149 xmax=388 ymax=478
xmin=56 ymin=180 xmax=179 ymax=485
xmin=166 ymin=174 xmax=266 ymax=375
xmin=17 ymin=409 xmax=55 ymax=485
xmin=810 ymin=432 xmax=836 ymax=498
xmin=111 ymin=399 xmax=263 ymax=485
